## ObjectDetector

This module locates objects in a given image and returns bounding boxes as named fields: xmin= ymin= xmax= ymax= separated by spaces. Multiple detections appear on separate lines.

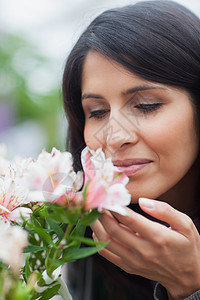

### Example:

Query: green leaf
xmin=40 ymin=204 xmax=71 ymax=224
xmin=63 ymin=243 xmax=108 ymax=262
xmin=45 ymin=258 xmax=63 ymax=271
xmin=24 ymin=245 xmax=46 ymax=253
xmin=46 ymin=219 xmax=64 ymax=240
xmin=82 ymin=181 xmax=89 ymax=200
xmin=67 ymin=224 xmax=86 ymax=249
xmin=24 ymin=255 xmax=31 ymax=283
xmin=65 ymin=209 xmax=82 ymax=224
xmin=70 ymin=223 xmax=85 ymax=237
xmin=31 ymin=214 xmax=45 ymax=227
xmin=27 ymin=223 xmax=55 ymax=247
xmin=68 ymin=235 xmax=105 ymax=246
xmin=38 ymin=284 xmax=60 ymax=300
xmin=79 ymin=209 xmax=102 ymax=226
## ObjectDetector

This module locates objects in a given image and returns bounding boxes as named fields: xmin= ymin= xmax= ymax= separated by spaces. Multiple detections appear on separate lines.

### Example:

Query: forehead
xmin=82 ymin=50 xmax=133 ymax=78
xmin=82 ymin=51 xmax=154 ymax=92
xmin=82 ymin=51 xmax=188 ymax=97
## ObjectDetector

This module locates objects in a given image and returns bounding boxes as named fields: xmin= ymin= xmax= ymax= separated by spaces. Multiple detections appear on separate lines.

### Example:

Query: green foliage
xmin=38 ymin=284 xmax=61 ymax=300
xmin=0 ymin=32 xmax=63 ymax=150
xmin=0 ymin=263 xmax=33 ymax=300
xmin=19 ymin=202 xmax=106 ymax=299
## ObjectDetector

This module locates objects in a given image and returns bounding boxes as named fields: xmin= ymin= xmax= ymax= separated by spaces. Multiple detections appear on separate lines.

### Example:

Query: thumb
xmin=138 ymin=197 xmax=196 ymax=236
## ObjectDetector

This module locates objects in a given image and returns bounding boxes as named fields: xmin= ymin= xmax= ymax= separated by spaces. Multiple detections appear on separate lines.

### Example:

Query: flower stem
xmin=62 ymin=223 xmax=74 ymax=242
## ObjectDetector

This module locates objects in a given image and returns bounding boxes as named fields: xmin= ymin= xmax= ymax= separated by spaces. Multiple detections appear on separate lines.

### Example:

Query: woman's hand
xmin=91 ymin=198 xmax=200 ymax=300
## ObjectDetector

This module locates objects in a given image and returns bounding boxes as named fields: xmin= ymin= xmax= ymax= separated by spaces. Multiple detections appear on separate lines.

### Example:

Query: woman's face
xmin=81 ymin=51 xmax=199 ymax=205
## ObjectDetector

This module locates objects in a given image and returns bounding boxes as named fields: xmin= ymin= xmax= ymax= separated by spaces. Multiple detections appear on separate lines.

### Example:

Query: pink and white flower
xmin=81 ymin=147 xmax=117 ymax=183
xmin=0 ymin=177 xmax=31 ymax=223
xmin=83 ymin=176 xmax=131 ymax=215
xmin=54 ymin=190 xmax=83 ymax=208
xmin=81 ymin=147 xmax=131 ymax=215
xmin=0 ymin=220 xmax=28 ymax=273
xmin=10 ymin=155 xmax=35 ymax=179
xmin=27 ymin=147 xmax=83 ymax=203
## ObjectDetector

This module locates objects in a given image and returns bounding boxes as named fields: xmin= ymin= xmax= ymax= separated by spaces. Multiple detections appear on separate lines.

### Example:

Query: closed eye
xmin=135 ymin=103 xmax=162 ymax=113
xmin=89 ymin=109 xmax=110 ymax=119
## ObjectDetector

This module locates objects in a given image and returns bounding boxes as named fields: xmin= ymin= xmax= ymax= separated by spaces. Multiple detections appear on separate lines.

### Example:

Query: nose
xmin=103 ymin=114 xmax=139 ymax=156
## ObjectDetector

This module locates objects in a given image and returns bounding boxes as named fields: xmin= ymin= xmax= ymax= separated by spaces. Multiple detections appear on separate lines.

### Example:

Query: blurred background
xmin=0 ymin=0 xmax=200 ymax=159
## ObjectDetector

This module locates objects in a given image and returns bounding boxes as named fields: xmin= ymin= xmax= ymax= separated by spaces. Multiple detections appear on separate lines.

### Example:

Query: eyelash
xmin=88 ymin=103 xmax=162 ymax=119
xmin=89 ymin=109 xmax=109 ymax=119
xmin=134 ymin=103 xmax=162 ymax=113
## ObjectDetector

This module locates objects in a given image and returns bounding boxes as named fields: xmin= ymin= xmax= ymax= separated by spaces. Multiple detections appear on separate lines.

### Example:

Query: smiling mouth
xmin=113 ymin=159 xmax=152 ymax=176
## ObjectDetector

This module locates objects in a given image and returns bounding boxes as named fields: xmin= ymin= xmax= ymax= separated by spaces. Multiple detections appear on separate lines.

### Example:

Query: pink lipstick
xmin=113 ymin=159 xmax=152 ymax=176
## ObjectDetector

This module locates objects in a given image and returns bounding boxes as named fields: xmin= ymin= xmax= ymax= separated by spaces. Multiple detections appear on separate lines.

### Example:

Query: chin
xmin=129 ymin=191 xmax=159 ymax=203
xmin=130 ymin=195 xmax=140 ymax=204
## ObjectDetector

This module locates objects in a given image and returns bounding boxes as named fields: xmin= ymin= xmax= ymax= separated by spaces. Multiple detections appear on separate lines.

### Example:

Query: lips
xmin=113 ymin=159 xmax=152 ymax=176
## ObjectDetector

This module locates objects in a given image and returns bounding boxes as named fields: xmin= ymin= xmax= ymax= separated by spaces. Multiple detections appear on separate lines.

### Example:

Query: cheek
xmin=84 ymin=124 xmax=101 ymax=150
xmin=145 ymin=112 xmax=199 ymax=173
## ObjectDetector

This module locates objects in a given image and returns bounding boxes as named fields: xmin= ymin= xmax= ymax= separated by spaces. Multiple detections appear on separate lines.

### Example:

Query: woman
xmin=62 ymin=1 xmax=200 ymax=299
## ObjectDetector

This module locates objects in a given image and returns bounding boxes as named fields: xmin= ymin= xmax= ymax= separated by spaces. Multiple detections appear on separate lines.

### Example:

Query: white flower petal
xmin=8 ymin=207 xmax=32 ymax=222
xmin=42 ymin=266 xmax=62 ymax=284
xmin=73 ymin=171 xmax=83 ymax=191
xmin=107 ymin=184 xmax=131 ymax=206
xmin=103 ymin=204 xmax=128 ymax=216
xmin=0 ymin=204 xmax=10 ymax=213
xmin=34 ymin=282 xmax=48 ymax=293
xmin=34 ymin=266 xmax=62 ymax=293
xmin=0 ymin=222 xmax=28 ymax=273
xmin=27 ymin=190 xmax=45 ymax=203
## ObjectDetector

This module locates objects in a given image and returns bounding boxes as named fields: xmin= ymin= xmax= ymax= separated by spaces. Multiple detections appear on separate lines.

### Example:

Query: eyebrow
xmin=81 ymin=85 xmax=167 ymax=101
xmin=122 ymin=85 xmax=167 ymax=95
xmin=81 ymin=93 xmax=103 ymax=101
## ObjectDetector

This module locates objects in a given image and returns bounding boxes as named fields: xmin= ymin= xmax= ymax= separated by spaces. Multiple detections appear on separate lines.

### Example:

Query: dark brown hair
xmin=62 ymin=2 xmax=200 ymax=298
xmin=62 ymin=0 xmax=200 ymax=172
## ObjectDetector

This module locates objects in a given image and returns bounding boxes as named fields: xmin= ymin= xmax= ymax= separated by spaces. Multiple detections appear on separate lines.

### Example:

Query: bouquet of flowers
xmin=0 ymin=144 xmax=131 ymax=300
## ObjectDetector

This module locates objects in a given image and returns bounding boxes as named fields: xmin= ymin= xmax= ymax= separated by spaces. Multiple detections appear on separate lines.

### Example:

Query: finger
xmin=93 ymin=231 xmax=129 ymax=255
xmin=99 ymin=210 xmax=155 ymax=250
xmin=92 ymin=212 xmax=144 ymax=255
xmin=92 ymin=213 xmax=131 ymax=249
xmin=93 ymin=232 xmax=135 ymax=274
xmin=110 ymin=207 xmax=173 ymax=241
xmin=138 ymin=198 xmax=198 ymax=237
xmin=90 ymin=219 xmax=110 ymax=243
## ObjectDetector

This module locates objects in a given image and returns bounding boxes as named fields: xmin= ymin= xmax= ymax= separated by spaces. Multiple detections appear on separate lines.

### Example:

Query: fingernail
xmin=139 ymin=198 xmax=155 ymax=209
